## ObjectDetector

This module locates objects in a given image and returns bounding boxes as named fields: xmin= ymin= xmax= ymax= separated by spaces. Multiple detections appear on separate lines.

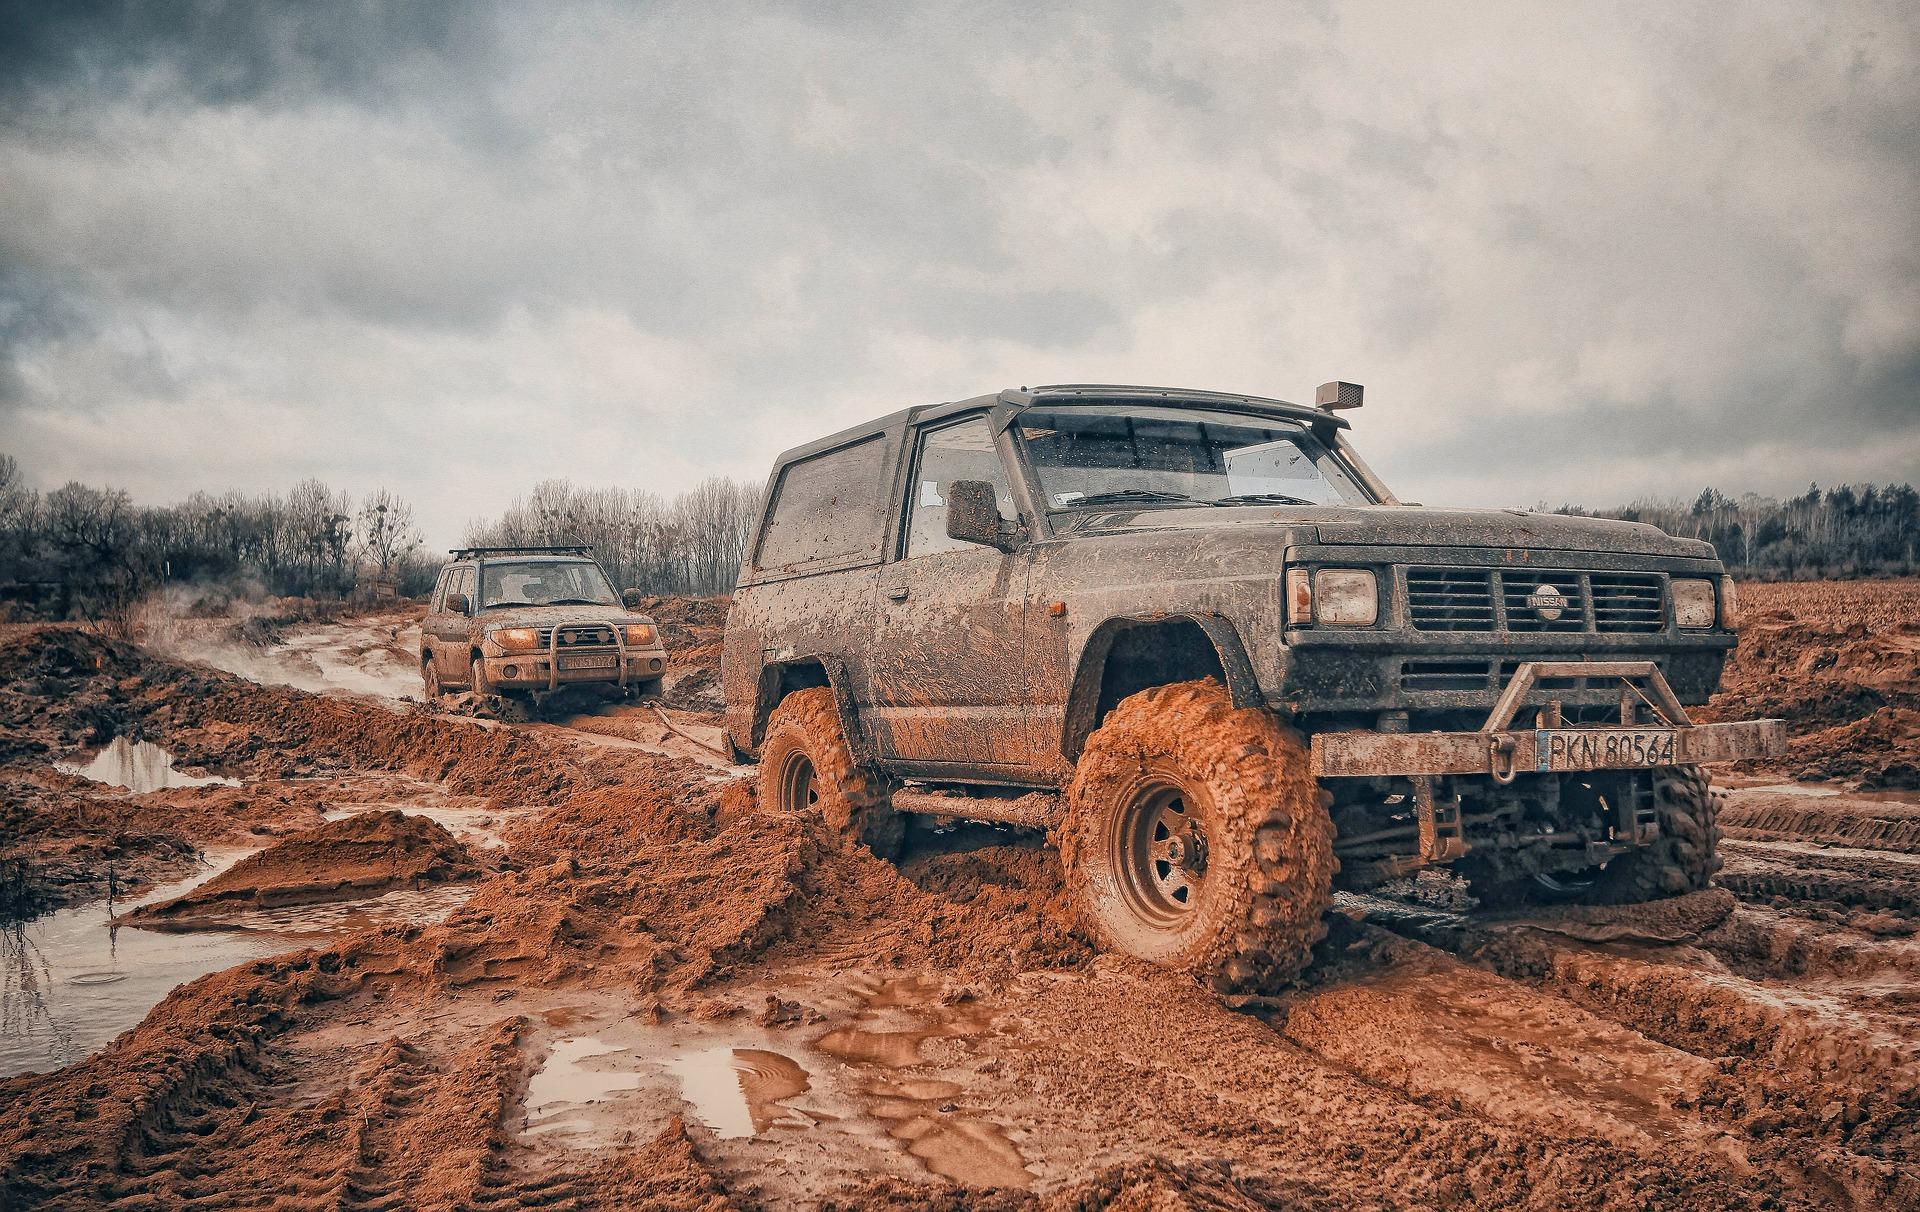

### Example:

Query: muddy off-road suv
xmin=721 ymin=384 xmax=1785 ymax=994
xmin=422 ymin=546 xmax=668 ymax=716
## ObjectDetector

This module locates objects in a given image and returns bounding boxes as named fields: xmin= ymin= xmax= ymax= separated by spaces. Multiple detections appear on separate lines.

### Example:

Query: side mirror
xmin=622 ymin=588 xmax=643 ymax=609
xmin=945 ymin=480 xmax=1017 ymax=553
xmin=444 ymin=592 xmax=469 ymax=614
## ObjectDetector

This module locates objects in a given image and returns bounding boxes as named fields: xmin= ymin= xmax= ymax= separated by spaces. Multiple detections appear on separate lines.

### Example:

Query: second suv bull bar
xmin=1309 ymin=661 xmax=1786 ymax=779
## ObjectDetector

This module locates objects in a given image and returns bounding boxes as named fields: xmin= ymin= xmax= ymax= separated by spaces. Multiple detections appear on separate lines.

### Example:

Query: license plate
xmin=559 ymin=654 xmax=617 ymax=670
xmin=1535 ymin=728 xmax=1677 ymax=772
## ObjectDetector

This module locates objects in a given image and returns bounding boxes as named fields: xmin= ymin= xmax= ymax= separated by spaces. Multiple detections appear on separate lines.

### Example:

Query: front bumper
xmin=1308 ymin=660 xmax=1786 ymax=778
xmin=483 ymin=648 xmax=667 ymax=691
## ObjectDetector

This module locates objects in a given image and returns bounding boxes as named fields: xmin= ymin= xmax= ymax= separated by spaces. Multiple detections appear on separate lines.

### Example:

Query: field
xmin=2 ymin=581 xmax=1917 ymax=1210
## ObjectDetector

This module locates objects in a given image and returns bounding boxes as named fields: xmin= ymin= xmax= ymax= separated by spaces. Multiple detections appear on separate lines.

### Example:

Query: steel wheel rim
xmin=778 ymin=749 xmax=819 ymax=815
xmin=1110 ymin=777 xmax=1209 ymax=928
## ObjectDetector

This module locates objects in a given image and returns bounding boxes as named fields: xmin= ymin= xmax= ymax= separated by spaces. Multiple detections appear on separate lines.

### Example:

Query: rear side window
xmin=755 ymin=435 xmax=889 ymax=576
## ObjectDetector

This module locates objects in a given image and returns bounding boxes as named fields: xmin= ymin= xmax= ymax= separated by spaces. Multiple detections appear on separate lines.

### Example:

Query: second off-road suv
xmin=721 ymin=384 xmax=1785 ymax=994
xmin=422 ymin=546 xmax=668 ymax=716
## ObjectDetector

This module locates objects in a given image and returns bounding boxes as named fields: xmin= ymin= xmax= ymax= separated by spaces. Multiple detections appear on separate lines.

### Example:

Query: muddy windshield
xmin=477 ymin=560 xmax=618 ymax=609
xmin=1016 ymin=405 xmax=1374 ymax=509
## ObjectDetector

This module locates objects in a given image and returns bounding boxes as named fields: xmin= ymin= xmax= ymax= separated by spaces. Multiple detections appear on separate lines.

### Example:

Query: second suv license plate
xmin=559 ymin=654 xmax=617 ymax=670
xmin=1535 ymin=728 xmax=1677 ymax=772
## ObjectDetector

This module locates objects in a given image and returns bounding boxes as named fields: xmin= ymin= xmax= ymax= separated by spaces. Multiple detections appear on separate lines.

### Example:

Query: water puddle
xmin=523 ymin=1037 xmax=653 ymax=1141
xmin=2 ymin=849 xmax=269 ymax=1077
xmin=3 ymin=841 xmax=475 ymax=1078
xmin=516 ymin=973 xmax=1029 ymax=1186
xmin=54 ymin=737 xmax=238 ymax=792
xmin=665 ymin=1046 xmax=813 ymax=1138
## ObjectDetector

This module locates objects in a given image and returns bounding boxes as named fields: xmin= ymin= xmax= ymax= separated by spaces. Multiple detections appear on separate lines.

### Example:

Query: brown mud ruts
xmin=7 ymin=585 xmax=1920 ymax=1210
xmin=124 ymin=810 xmax=482 ymax=927
xmin=1058 ymin=678 xmax=1335 ymax=996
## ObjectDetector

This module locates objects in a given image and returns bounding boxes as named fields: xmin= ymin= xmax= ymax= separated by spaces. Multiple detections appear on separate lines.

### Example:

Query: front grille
xmin=1401 ymin=658 xmax=1494 ymax=690
xmin=1399 ymin=655 xmax=1670 ymax=697
xmin=1589 ymin=573 xmax=1665 ymax=633
xmin=535 ymin=626 xmax=616 ymax=647
xmin=1501 ymin=572 xmax=1585 ymax=633
xmin=1406 ymin=567 xmax=1667 ymax=634
xmin=1405 ymin=568 xmax=1495 ymax=631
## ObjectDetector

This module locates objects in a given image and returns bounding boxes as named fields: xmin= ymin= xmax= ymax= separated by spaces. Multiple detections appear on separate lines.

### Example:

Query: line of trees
xmin=1553 ymin=482 xmax=1920 ymax=578
xmin=0 ymin=453 xmax=432 ymax=621
xmin=462 ymin=476 xmax=761 ymax=597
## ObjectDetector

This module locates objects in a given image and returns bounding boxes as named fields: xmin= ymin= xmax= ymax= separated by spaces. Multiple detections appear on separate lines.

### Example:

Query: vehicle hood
xmin=473 ymin=605 xmax=648 ymax=629
xmin=1058 ymin=504 xmax=1714 ymax=558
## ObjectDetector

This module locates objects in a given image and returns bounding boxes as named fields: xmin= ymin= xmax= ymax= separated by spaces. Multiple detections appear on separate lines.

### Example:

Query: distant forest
xmin=1 ymin=447 xmax=1913 ymax=623
xmin=1551 ymin=483 xmax=1919 ymax=579
xmin=0 ymin=454 xmax=759 ymax=622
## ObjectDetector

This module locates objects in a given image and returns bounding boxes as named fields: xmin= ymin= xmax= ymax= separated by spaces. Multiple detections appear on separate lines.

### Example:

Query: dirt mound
xmin=127 ymin=810 xmax=482 ymax=926
xmin=1706 ymin=579 xmax=1920 ymax=788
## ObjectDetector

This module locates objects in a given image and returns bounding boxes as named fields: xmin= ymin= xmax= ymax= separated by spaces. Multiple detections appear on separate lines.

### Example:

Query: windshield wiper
xmin=483 ymin=600 xmax=534 ymax=609
xmin=1061 ymin=489 xmax=1197 ymax=507
xmin=1211 ymin=493 xmax=1316 ymax=507
xmin=546 ymin=598 xmax=605 ymax=606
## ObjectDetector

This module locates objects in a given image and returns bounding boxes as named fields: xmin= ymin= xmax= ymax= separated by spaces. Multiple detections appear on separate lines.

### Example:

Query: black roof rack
xmin=449 ymin=545 xmax=594 ymax=560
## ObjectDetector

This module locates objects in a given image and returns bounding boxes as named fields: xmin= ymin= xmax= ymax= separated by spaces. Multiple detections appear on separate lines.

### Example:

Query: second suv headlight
xmin=1313 ymin=568 xmax=1379 ymax=626
xmin=1672 ymin=578 xmax=1716 ymax=629
xmin=621 ymin=623 xmax=657 ymax=646
xmin=488 ymin=626 xmax=541 ymax=652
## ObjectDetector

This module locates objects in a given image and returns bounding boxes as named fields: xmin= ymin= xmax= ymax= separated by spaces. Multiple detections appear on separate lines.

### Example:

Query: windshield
xmin=478 ymin=560 xmax=618 ymax=609
xmin=1016 ymin=405 xmax=1374 ymax=509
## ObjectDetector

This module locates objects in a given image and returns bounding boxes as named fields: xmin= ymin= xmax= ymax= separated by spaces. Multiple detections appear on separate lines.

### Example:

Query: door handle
xmin=886 ymin=586 xmax=909 ymax=602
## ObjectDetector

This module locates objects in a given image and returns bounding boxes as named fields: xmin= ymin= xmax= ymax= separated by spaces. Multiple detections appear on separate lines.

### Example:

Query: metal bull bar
xmin=1308 ymin=661 xmax=1788 ymax=781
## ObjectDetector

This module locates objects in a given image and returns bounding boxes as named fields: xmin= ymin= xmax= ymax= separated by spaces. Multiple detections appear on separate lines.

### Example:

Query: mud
xmin=125 ymin=810 xmax=483 ymax=927
xmin=2 ymin=581 xmax=1919 ymax=1209
xmin=1705 ymin=579 xmax=1920 ymax=789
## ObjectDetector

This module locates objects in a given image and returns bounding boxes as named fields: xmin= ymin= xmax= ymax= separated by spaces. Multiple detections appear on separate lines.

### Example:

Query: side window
xmin=452 ymin=567 xmax=475 ymax=610
xmin=431 ymin=569 xmax=451 ymax=612
xmin=906 ymin=417 xmax=1018 ymax=558
xmin=755 ymin=435 xmax=890 ymax=575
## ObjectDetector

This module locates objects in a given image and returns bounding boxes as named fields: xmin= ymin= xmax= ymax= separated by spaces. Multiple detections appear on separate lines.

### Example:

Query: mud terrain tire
xmin=1586 ymin=765 xmax=1723 ymax=904
xmin=760 ymin=687 xmax=902 ymax=857
xmin=1060 ymin=678 xmax=1335 ymax=995
xmin=423 ymin=660 xmax=442 ymax=700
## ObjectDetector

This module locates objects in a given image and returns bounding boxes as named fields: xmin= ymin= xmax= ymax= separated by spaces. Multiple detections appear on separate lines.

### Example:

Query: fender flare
xmin=751 ymin=654 xmax=878 ymax=765
xmin=1060 ymin=612 xmax=1263 ymax=760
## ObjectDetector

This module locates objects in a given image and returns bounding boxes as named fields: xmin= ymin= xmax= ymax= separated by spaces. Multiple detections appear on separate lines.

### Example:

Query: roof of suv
xmin=773 ymin=384 xmax=1344 ymax=466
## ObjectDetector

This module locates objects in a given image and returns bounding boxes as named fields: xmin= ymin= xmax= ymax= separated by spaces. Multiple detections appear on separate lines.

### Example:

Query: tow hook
xmin=1489 ymin=734 xmax=1520 ymax=785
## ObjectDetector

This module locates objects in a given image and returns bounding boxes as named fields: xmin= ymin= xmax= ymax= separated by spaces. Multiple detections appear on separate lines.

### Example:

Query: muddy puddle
xmin=54 ymin=737 xmax=239 ymax=792
xmin=1 ymin=849 xmax=267 ymax=1076
xmin=2 ymin=838 xmax=474 ymax=1078
xmin=519 ymin=973 xmax=1031 ymax=1188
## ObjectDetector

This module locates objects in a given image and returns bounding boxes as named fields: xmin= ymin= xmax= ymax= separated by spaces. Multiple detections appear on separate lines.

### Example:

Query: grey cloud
xmin=0 ymin=0 xmax=1915 ymax=547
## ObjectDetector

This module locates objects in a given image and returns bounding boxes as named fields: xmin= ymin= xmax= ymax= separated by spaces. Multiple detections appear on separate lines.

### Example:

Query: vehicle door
xmin=431 ymin=565 xmax=476 ymax=682
xmin=866 ymin=414 xmax=1033 ymax=768
xmin=422 ymin=568 xmax=451 ymax=673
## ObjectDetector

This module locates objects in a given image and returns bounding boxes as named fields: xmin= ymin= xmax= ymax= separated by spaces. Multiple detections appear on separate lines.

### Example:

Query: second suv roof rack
xmin=449 ymin=545 xmax=594 ymax=559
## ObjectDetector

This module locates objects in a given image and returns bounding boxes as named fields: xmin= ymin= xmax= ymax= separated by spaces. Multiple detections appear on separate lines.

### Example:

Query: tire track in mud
xmin=1719 ymin=838 xmax=1920 ymax=917
xmin=1347 ymin=894 xmax=1920 ymax=1211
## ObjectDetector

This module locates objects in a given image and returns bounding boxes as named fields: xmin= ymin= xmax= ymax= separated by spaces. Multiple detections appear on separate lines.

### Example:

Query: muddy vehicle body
xmin=421 ymin=546 xmax=668 ymax=713
xmin=721 ymin=385 xmax=1786 ymax=993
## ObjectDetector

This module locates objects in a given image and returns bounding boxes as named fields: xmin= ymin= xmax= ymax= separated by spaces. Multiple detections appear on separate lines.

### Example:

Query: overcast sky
xmin=2 ymin=0 xmax=1915 ymax=548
